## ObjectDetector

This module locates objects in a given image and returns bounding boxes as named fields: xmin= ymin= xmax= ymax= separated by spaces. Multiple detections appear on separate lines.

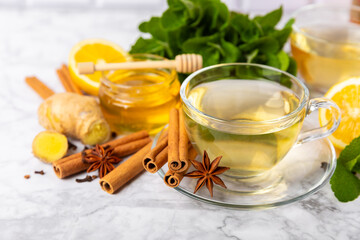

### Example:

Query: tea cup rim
xmin=180 ymin=63 xmax=309 ymax=126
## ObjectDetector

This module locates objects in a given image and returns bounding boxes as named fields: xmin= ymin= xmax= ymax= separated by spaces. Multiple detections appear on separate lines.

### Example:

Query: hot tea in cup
xmin=181 ymin=64 xmax=340 ymax=178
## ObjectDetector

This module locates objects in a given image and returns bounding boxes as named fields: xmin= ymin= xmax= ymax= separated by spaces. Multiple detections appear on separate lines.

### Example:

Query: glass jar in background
xmin=99 ymin=54 xmax=180 ymax=135
xmin=291 ymin=4 xmax=360 ymax=93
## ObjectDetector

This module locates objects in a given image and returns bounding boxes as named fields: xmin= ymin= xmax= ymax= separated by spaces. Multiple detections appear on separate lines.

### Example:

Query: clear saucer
xmin=155 ymin=124 xmax=336 ymax=210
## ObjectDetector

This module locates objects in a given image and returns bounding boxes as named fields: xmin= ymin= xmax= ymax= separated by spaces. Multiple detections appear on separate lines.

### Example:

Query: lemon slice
xmin=68 ymin=39 xmax=129 ymax=95
xmin=320 ymin=77 xmax=360 ymax=150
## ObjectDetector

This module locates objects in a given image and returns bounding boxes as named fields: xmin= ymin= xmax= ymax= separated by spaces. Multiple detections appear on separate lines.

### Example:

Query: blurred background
xmin=0 ymin=0 xmax=347 ymax=128
xmin=0 ymin=0 xmax=345 ymax=13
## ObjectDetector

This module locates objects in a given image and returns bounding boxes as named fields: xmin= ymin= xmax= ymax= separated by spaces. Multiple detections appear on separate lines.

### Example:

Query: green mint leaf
xmin=344 ymin=155 xmax=360 ymax=172
xmin=239 ymin=36 xmax=279 ymax=54
xmin=201 ymin=47 xmax=220 ymax=66
xmin=284 ymin=18 xmax=295 ymax=28
xmin=286 ymin=57 xmax=297 ymax=76
xmin=353 ymin=161 xmax=360 ymax=173
xmin=338 ymin=136 xmax=360 ymax=165
xmin=216 ymin=2 xmax=230 ymax=31
xmin=207 ymin=42 xmax=225 ymax=56
xmin=190 ymin=5 xmax=204 ymax=27
xmin=231 ymin=14 xmax=259 ymax=43
xmin=182 ymin=34 xmax=220 ymax=53
xmin=167 ymin=0 xmax=186 ymax=11
xmin=200 ymin=1 xmax=229 ymax=33
xmin=225 ymin=25 xmax=239 ymax=45
xmin=139 ymin=17 xmax=167 ymax=41
xmin=221 ymin=39 xmax=239 ymax=63
xmin=266 ymin=54 xmax=280 ymax=69
xmin=130 ymin=37 xmax=165 ymax=55
xmin=254 ymin=6 xmax=282 ymax=29
xmin=330 ymin=136 xmax=360 ymax=202
xmin=161 ymin=9 xmax=187 ymax=30
xmin=271 ymin=26 xmax=293 ymax=49
xmin=277 ymin=50 xmax=289 ymax=71
xmin=330 ymin=162 xmax=360 ymax=202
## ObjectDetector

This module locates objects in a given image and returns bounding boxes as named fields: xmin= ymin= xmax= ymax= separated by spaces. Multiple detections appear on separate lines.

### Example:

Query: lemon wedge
xmin=68 ymin=39 xmax=129 ymax=95
xmin=320 ymin=77 xmax=360 ymax=149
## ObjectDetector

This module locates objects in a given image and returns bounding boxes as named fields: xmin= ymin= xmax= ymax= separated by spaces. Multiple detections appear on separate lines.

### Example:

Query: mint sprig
xmin=130 ymin=0 xmax=296 ymax=81
xmin=330 ymin=136 xmax=360 ymax=202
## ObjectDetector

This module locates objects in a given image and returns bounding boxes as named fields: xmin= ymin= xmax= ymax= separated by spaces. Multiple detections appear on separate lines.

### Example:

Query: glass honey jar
xmin=99 ymin=54 xmax=180 ymax=135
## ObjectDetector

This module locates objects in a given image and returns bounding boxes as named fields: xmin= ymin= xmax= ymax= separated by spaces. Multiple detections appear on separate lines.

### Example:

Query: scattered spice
xmin=75 ymin=175 xmax=93 ymax=183
xmin=67 ymin=140 xmax=77 ymax=151
xmin=111 ymin=132 xmax=117 ymax=138
xmin=321 ymin=162 xmax=328 ymax=172
xmin=24 ymin=175 xmax=30 ymax=179
xmin=185 ymin=151 xmax=229 ymax=197
xmin=82 ymin=144 xmax=122 ymax=178
xmin=34 ymin=170 xmax=45 ymax=175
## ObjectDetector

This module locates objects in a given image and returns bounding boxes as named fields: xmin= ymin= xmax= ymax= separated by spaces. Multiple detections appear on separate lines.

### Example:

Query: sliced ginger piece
xmin=32 ymin=131 xmax=68 ymax=163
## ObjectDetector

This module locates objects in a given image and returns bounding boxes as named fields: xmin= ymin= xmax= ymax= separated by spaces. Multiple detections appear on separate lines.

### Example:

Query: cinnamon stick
xmin=53 ymin=131 xmax=150 ymax=178
xmin=168 ymin=108 xmax=190 ymax=172
xmin=100 ymin=141 xmax=153 ymax=194
xmin=56 ymin=69 xmax=73 ymax=93
xmin=178 ymin=110 xmax=189 ymax=170
xmin=61 ymin=64 xmax=83 ymax=95
xmin=143 ymin=130 xmax=169 ymax=173
xmin=113 ymin=138 xmax=152 ymax=158
xmin=25 ymin=76 xmax=55 ymax=99
xmin=164 ymin=145 xmax=198 ymax=188
xmin=351 ymin=0 xmax=360 ymax=24
xmin=168 ymin=108 xmax=181 ymax=171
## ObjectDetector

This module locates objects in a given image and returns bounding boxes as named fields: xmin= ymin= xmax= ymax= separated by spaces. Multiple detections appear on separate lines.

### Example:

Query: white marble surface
xmin=0 ymin=7 xmax=360 ymax=240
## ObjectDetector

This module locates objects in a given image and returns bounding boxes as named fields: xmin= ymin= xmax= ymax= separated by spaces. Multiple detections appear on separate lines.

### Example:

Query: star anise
xmin=82 ymin=144 xmax=122 ymax=178
xmin=185 ymin=151 xmax=230 ymax=197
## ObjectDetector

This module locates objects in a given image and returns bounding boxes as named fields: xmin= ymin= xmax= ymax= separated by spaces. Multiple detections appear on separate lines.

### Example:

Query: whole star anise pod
xmin=82 ymin=144 xmax=122 ymax=178
xmin=185 ymin=151 xmax=230 ymax=197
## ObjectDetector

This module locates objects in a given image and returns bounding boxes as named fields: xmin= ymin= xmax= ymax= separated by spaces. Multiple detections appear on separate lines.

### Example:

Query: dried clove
xmin=76 ymin=175 xmax=94 ymax=183
xmin=111 ymin=132 xmax=117 ymax=138
xmin=34 ymin=170 xmax=45 ymax=175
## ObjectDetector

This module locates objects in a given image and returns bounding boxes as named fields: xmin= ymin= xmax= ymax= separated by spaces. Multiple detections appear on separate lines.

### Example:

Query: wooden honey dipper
xmin=77 ymin=54 xmax=203 ymax=74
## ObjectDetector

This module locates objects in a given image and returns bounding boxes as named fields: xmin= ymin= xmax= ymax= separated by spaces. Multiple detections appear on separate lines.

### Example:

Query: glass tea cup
xmin=180 ymin=63 xmax=340 ymax=179
xmin=291 ymin=4 xmax=360 ymax=93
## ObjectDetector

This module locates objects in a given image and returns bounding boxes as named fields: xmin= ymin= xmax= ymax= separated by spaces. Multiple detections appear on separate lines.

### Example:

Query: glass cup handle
xmin=297 ymin=98 xmax=341 ymax=144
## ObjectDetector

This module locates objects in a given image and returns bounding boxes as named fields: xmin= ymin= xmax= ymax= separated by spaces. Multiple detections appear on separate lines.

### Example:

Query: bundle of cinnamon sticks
xmin=26 ymin=64 xmax=82 ymax=99
xmin=100 ymin=108 xmax=198 ymax=194
xmin=142 ymin=108 xmax=198 ymax=188
xmin=53 ymin=130 xmax=151 ymax=178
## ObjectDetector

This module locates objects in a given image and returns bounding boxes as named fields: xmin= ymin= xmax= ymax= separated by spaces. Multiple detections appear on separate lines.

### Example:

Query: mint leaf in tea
xmin=185 ymin=80 xmax=303 ymax=177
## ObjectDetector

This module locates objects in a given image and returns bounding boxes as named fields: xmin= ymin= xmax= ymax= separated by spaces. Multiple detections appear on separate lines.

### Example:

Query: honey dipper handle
xmin=77 ymin=54 xmax=202 ymax=74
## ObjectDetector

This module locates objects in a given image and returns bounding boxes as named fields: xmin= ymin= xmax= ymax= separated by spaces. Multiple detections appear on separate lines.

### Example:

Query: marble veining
xmin=0 ymin=7 xmax=360 ymax=240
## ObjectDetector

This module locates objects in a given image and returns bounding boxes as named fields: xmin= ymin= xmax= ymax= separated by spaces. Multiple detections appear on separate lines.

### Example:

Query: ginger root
xmin=32 ymin=131 xmax=68 ymax=163
xmin=38 ymin=92 xmax=110 ymax=145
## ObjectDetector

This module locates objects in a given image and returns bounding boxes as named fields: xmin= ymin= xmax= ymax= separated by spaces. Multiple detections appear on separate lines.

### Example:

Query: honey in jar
xmin=99 ymin=54 xmax=180 ymax=135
